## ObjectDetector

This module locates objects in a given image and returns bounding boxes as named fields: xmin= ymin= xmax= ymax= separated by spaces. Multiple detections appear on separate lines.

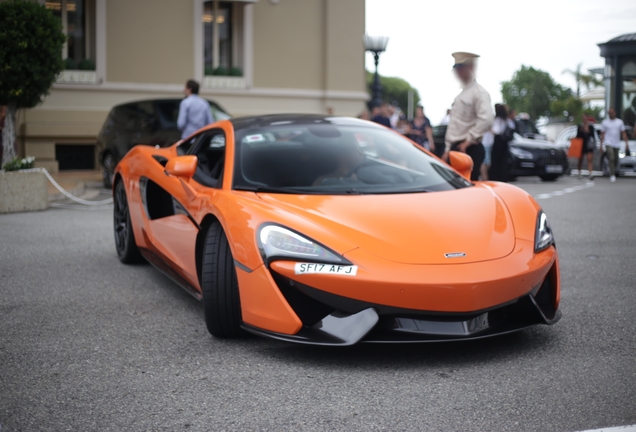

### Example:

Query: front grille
xmin=538 ymin=154 xmax=566 ymax=166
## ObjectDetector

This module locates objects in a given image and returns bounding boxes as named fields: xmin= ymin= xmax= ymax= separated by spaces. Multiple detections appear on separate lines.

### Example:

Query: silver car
xmin=556 ymin=124 xmax=636 ymax=176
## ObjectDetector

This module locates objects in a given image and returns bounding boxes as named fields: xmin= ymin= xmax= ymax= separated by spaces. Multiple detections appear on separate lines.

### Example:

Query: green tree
xmin=562 ymin=62 xmax=602 ymax=98
xmin=501 ymin=65 xmax=572 ymax=119
xmin=366 ymin=71 xmax=420 ymax=114
xmin=0 ymin=0 xmax=66 ymax=165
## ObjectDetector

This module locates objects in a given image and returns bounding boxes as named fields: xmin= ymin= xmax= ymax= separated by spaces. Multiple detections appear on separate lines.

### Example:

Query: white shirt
xmin=444 ymin=80 xmax=494 ymax=151
xmin=491 ymin=117 xmax=509 ymax=135
xmin=440 ymin=114 xmax=451 ymax=126
xmin=601 ymin=118 xmax=625 ymax=148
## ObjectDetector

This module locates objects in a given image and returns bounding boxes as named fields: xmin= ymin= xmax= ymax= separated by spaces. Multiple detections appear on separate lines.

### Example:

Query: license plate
xmin=294 ymin=263 xmax=358 ymax=276
xmin=545 ymin=165 xmax=563 ymax=173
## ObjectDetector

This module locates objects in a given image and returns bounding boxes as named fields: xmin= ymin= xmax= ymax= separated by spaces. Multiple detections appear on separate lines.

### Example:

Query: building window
xmin=46 ymin=0 xmax=96 ymax=70
xmin=203 ymin=1 xmax=243 ymax=77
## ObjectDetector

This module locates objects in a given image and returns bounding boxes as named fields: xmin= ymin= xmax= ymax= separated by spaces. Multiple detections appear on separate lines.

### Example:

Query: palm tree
xmin=562 ymin=63 xmax=602 ymax=98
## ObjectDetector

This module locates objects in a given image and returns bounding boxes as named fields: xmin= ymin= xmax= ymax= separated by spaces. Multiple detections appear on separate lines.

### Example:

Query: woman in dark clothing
xmin=488 ymin=104 xmax=511 ymax=182
xmin=576 ymin=115 xmax=595 ymax=180
xmin=408 ymin=105 xmax=435 ymax=152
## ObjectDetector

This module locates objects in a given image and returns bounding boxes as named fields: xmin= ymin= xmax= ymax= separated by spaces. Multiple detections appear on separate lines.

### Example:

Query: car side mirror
xmin=165 ymin=155 xmax=197 ymax=179
xmin=448 ymin=151 xmax=474 ymax=181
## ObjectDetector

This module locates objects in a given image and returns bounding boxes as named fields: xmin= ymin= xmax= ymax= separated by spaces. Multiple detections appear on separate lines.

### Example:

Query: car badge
xmin=550 ymin=150 xmax=555 ymax=155
xmin=444 ymin=252 xmax=466 ymax=258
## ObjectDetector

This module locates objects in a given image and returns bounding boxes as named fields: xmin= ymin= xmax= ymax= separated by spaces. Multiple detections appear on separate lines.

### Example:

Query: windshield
xmin=232 ymin=122 xmax=471 ymax=194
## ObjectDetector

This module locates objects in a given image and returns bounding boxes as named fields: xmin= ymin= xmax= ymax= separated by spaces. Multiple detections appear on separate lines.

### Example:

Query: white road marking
xmin=576 ymin=425 xmax=636 ymax=432
xmin=534 ymin=182 xmax=595 ymax=200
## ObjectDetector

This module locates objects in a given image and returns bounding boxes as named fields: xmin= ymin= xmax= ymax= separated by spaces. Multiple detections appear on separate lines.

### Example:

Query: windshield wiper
xmin=236 ymin=185 xmax=303 ymax=194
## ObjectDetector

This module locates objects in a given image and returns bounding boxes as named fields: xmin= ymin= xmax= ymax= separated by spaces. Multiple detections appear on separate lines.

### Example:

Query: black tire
xmin=102 ymin=153 xmax=116 ymax=189
xmin=113 ymin=180 xmax=144 ymax=264
xmin=201 ymin=222 xmax=244 ymax=338
xmin=539 ymin=174 xmax=560 ymax=182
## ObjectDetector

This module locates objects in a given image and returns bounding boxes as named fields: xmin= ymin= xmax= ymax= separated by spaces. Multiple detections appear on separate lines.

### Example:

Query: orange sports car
xmin=113 ymin=115 xmax=561 ymax=346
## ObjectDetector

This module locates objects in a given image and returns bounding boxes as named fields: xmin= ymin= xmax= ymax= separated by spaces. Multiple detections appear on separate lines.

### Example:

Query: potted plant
xmin=0 ymin=0 xmax=65 ymax=213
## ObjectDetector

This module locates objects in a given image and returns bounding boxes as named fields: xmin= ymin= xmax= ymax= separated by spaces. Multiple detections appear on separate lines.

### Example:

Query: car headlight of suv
xmin=510 ymin=147 xmax=534 ymax=160
xmin=535 ymin=211 xmax=554 ymax=252
xmin=258 ymin=224 xmax=346 ymax=265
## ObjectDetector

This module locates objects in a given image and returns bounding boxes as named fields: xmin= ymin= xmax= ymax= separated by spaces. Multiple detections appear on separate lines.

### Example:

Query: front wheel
xmin=113 ymin=180 xmax=144 ymax=264
xmin=201 ymin=222 xmax=244 ymax=338
xmin=539 ymin=174 xmax=560 ymax=182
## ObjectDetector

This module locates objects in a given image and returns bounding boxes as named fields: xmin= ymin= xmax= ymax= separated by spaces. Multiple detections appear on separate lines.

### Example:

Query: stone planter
xmin=0 ymin=170 xmax=49 ymax=214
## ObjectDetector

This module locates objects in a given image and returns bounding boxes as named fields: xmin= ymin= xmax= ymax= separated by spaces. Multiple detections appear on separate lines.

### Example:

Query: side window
xmin=191 ymin=131 xmax=226 ymax=188
xmin=136 ymin=102 xmax=156 ymax=131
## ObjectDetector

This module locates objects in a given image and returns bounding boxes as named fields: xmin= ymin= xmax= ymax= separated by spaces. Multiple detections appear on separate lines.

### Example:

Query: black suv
xmin=432 ymin=124 xmax=568 ymax=181
xmin=97 ymin=98 xmax=230 ymax=188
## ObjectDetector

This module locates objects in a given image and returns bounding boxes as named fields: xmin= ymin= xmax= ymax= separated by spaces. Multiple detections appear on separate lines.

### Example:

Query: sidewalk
xmin=47 ymin=170 xmax=106 ymax=201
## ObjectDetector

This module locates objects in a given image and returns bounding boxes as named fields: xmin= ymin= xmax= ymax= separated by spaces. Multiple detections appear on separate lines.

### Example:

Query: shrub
xmin=213 ymin=66 xmax=228 ymax=76
xmin=0 ymin=0 xmax=66 ymax=165
xmin=3 ymin=156 xmax=35 ymax=171
xmin=77 ymin=59 xmax=95 ymax=71
xmin=229 ymin=67 xmax=243 ymax=77
xmin=63 ymin=57 xmax=77 ymax=70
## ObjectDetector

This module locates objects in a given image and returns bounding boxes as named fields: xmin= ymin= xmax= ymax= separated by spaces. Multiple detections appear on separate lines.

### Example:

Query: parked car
xmin=513 ymin=113 xmax=547 ymax=141
xmin=432 ymin=125 xmax=569 ymax=181
xmin=98 ymin=98 xmax=231 ymax=188
xmin=556 ymin=124 xmax=636 ymax=176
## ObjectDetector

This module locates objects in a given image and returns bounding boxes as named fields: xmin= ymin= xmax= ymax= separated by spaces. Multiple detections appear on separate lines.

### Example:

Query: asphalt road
xmin=1 ymin=175 xmax=635 ymax=432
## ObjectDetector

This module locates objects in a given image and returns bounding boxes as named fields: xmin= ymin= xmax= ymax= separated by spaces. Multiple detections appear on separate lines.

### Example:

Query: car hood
xmin=258 ymin=186 xmax=515 ymax=265
xmin=512 ymin=137 xmax=562 ymax=150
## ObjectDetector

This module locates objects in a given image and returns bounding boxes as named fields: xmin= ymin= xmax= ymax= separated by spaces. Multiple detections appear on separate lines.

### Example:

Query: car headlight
xmin=618 ymin=151 xmax=626 ymax=158
xmin=258 ymin=224 xmax=346 ymax=265
xmin=510 ymin=147 xmax=534 ymax=160
xmin=535 ymin=211 xmax=554 ymax=252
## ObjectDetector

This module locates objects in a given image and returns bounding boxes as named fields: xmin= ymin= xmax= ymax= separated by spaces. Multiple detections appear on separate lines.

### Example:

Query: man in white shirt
xmin=600 ymin=108 xmax=630 ymax=182
xmin=444 ymin=52 xmax=494 ymax=180
xmin=177 ymin=79 xmax=214 ymax=139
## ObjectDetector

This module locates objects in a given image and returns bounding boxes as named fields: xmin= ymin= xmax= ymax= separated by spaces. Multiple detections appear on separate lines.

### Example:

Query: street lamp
xmin=364 ymin=34 xmax=389 ymax=109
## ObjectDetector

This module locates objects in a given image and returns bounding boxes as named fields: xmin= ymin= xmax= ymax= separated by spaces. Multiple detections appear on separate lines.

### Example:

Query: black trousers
xmin=452 ymin=142 xmax=485 ymax=181
xmin=489 ymin=136 xmax=510 ymax=182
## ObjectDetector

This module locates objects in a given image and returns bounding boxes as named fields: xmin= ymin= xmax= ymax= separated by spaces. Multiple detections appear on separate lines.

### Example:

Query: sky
xmin=365 ymin=0 xmax=636 ymax=124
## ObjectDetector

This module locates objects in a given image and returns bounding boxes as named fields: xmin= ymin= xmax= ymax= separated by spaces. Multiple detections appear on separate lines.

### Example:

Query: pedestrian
xmin=444 ymin=52 xmax=494 ymax=180
xmin=388 ymin=102 xmax=400 ymax=129
xmin=408 ymin=105 xmax=435 ymax=152
xmin=481 ymin=128 xmax=493 ymax=180
xmin=370 ymin=102 xmax=391 ymax=128
xmin=440 ymin=109 xmax=451 ymax=126
xmin=488 ymin=104 xmax=513 ymax=182
xmin=177 ymin=79 xmax=213 ymax=139
xmin=600 ymin=108 xmax=630 ymax=182
xmin=358 ymin=110 xmax=370 ymax=120
xmin=576 ymin=115 xmax=596 ymax=180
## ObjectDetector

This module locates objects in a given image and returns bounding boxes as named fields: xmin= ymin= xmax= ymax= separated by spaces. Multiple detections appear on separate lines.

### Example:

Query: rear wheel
xmin=113 ymin=180 xmax=143 ymax=263
xmin=201 ymin=222 xmax=244 ymax=338
xmin=539 ymin=174 xmax=560 ymax=182
xmin=102 ymin=153 xmax=117 ymax=189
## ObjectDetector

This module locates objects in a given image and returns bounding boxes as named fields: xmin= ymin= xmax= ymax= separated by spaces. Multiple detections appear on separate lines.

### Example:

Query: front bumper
xmin=239 ymin=244 xmax=561 ymax=346
xmin=242 ymin=267 xmax=561 ymax=345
